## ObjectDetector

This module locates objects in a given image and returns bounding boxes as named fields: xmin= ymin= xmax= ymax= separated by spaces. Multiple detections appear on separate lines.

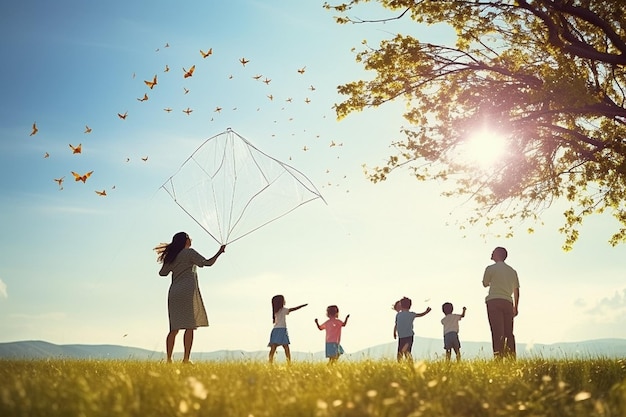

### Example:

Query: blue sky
xmin=1 ymin=0 xmax=625 ymax=358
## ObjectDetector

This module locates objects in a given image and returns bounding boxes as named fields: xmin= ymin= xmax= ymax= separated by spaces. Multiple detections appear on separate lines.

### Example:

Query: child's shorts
xmin=325 ymin=342 xmax=344 ymax=358
xmin=398 ymin=336 xmax=414 ymax=353
xmin=444 ymin=331 xmax=461 ymax=350
xmin=268 ymin=327 xmax=290 ymax=346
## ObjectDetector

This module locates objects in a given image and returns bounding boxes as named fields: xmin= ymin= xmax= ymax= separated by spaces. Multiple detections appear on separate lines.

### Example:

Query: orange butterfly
xmin=252 ymin=74 xmax=262 ymax=80
xmin=263 ymin=78 xmax=271 ymax=85
xmin=183 ymin=107 xmax=193 ymax=115
xmin=183 ymin=65 xmax=195 ymax=78
xmin=44 ymin=152 xmax=49 ymax=158
xmin=84 ymin=125 xmax=92 ymax=133
xmin=144 ymin=75 xmax=157 ymax=89
xmin=239 ymin=57 xmax=249 ymax=66
xmin=164 ymin=64 xmax=169 ymax=72
xmin=267 ymin=94 xmax=274 ymax=101
xmin=304 ymin=97 xmax=311 ymax=104
xmin=95 ymin=190 xmax=107 ymax=196
xmin=214 ymin=106 xmax=222 ymax=113
xmin=309 ymin=85 xmax=316 ymax=91
xmin=118 ymin=111 xmax=128 ymax=119
xmin=54 ymin=177 xmax=64 ymax=188
xmin=286 ymin=98 xmax=293 ymax=103
xmin=69 ymin=143 xmax=82 ymax=154
xmin=137 ymin=93 xmax=148 ymax=102
xmin=141 ymin=156 xmax=148 ymax=162
xmin=297 ymin=66 xmax=306 ymax=74
xmin=200 ymin=48 xmax=212 ymax=58
xmin=30 ymin=122 xmax=38 ymax=136
xmin=164 ymin=42 xmax=170 ymax=48
xmin=183 ymin=87 xmax=189 ymax=94
xmin=72 ymin=171 xmax=93 ymax=183
xmin=164 ymin=107 xmax=173 ymax=112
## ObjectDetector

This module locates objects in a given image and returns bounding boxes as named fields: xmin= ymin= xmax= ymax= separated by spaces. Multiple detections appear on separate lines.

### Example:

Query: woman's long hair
xmin=154 ymin=232 xmax=188 ymax=264
xmin=271 ymin=294 xmax=284 ymax=323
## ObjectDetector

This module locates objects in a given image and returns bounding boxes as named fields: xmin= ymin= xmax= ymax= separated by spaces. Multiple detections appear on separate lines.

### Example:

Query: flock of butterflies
xmin=29 ymin=41 xmax=350 ymax=197
xmin=30 ymin=121 xmax=106 ymax=194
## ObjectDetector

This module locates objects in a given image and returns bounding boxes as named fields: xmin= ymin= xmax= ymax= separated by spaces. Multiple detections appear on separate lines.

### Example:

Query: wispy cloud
xmin=587 ymin=288 xmax=626 ymax=312
xmin=568 ymin=289 xmax=626 ymax=340
xmin=580 ymin=288 xmax=626 ymax=322
xmin=0 ymin=278 xmax=7 ymax=298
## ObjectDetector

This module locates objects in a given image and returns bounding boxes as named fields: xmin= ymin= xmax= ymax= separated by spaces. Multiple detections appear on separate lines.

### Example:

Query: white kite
xmin=161 ymin=128 xmax=325 ymax=244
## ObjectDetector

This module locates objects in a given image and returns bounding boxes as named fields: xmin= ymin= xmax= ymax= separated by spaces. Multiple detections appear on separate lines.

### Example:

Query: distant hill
xmin=1 ymin=338 xmax=625 ymax=362
xmin=348 ymin=337 xmax=626 ymax=361
xmin=0 ymin=340 xmax=160 ymax=361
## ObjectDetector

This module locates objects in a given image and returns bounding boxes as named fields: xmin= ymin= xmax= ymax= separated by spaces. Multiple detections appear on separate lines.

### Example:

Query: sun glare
xmin=463 ymin=129 xmax=508 ymax=169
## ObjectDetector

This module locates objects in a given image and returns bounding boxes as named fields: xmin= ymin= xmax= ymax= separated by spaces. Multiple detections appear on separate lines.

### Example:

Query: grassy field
xmin=1 ymin=358 xmax=625 ymax=416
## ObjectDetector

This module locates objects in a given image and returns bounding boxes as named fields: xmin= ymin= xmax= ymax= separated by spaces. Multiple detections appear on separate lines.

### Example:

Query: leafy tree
xmin=324 ymin=0 xmax=626 ymax=250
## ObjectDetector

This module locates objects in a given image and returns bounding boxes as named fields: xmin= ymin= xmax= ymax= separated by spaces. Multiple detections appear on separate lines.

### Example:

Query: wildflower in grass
xmin=574 ymin=391 xmax=591 ymax=401
xmin=186 ymin=376 xmax=208 ymax=399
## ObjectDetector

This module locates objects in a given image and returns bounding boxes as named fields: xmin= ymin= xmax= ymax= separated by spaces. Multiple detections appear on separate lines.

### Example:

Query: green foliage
xmin=1 ymin=358 xmax=626 ymax=416
xmin=324 ymin=0 xmax=626 ymax=250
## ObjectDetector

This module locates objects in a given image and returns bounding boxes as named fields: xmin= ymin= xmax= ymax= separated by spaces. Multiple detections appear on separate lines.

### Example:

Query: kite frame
xmin=160 ymin=128 xmax=326 ymax=244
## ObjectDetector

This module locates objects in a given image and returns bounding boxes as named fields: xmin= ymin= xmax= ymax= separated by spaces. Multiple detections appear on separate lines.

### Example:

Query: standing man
xmin=482 ymin=247 xmax=520 ymax=359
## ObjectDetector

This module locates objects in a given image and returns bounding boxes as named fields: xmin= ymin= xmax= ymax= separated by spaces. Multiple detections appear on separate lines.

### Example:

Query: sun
xmin=462 ymin=129 xmax=508 ymax=169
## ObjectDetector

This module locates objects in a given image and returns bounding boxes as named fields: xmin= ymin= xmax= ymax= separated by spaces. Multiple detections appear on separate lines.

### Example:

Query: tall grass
xmin=1 ymin=358 xmax=625 ymax=416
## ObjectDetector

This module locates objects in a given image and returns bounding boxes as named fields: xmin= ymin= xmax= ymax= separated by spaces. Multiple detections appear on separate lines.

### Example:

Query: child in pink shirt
xmin=315 ymin=305 xmax=350 ymax=364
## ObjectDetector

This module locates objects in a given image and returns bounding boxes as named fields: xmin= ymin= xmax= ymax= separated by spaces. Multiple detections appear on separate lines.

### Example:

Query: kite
xmin=160 ymin=128 xmax=325 ymax=245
